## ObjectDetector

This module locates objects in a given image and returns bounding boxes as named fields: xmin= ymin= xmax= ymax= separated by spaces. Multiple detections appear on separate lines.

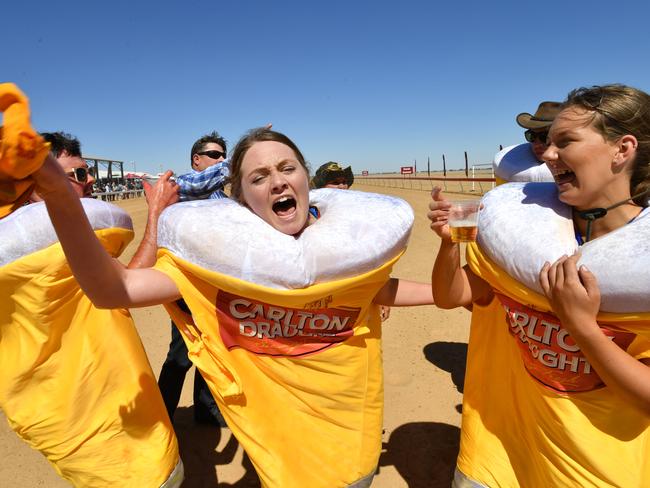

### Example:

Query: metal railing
xmin=92 ymin=190 xmax=144 ymax=201
xmin=356 ymin=175 xmax=496 ymax=195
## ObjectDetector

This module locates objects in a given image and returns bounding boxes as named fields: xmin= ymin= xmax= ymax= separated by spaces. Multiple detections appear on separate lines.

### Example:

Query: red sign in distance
xmin=400 ymin=166 xmax=414 ymax=175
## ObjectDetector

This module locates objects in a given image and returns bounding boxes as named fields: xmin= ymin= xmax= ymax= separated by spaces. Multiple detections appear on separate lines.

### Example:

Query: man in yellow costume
xmin=0 ymin=108 xmax=181 ymax=486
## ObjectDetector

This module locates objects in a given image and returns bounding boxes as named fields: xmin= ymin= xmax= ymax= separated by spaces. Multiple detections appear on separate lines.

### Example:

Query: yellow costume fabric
xmin=155 ymin=251 xmax=400 ymax=488
xmin=0 ymin=83 xmax=50 ymax=218
xmin=456 ymin=243 xmax=650 ymax=487
xmin=0 ymin=217 xmax=179 ymax=487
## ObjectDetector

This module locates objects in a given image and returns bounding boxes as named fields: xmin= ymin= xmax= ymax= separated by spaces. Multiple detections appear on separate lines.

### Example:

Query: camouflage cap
xmin=311 ymin=162 xmax=354 ymax=189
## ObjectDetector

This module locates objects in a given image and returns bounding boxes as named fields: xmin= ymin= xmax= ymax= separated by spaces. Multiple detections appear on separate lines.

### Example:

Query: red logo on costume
xmin=216 ymin=291 xmax=360 ymax=357
xmin=497 ymin=294 xmax=636 ymax=393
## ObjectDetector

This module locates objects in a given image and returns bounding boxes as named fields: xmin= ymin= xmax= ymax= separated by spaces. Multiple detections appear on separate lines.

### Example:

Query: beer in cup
xmin=448 ymin=200 xmax=480 ymax=243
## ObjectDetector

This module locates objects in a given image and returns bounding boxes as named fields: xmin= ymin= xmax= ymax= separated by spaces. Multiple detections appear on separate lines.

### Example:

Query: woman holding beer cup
xmin=429 ymin=84 xmax=650 ymax=487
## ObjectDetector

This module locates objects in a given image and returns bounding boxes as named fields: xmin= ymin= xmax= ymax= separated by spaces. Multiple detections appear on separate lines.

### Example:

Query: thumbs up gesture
xmin=428 ymin=186 xmax=452 ymax=241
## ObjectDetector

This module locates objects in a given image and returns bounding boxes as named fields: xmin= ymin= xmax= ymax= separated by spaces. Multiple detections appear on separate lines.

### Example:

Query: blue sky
xmin=3 ymin=0 xmax=649 ymax=175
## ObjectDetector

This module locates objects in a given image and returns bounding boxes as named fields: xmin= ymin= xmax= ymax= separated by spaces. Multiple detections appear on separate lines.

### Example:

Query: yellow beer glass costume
xmin=154 ymin=189 xmax=414 ymax=487
xmin=456 ymin=183 xmax=650 ymax=487
xmin=0 ymin=199 xmax=180 ymax=487
xmin=0 ymin=83 xmax=50 ymax=218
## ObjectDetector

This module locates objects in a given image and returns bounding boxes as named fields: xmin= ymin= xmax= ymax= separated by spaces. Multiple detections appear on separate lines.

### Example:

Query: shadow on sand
xmin=379 ymin=421 xmax=460 ymax=487
xmin=172 ymin=406 xmax=260 ymax=487
xmin=175 ymin=338 xmax=468 ymax=488
xmin=423 ymin=341 xmax=467 ymax=394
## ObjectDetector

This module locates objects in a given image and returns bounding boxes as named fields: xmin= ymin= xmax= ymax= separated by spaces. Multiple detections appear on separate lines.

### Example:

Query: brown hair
xmin=564 ymin=84 xmax=650 ymax=206
xmin=228 ymin=128 xmax=310 ymax=202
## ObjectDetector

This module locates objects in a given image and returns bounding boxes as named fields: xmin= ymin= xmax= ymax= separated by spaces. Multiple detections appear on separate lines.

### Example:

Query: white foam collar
xmin=0 ymin=199 xmax=133 ymax=267
xmin=493 ymin=144 xmax=554 ymax=183
xmin=478 ymin=182 xmax=650 ymax=313
xmin=157 ymin=188 xmax=414 ymax=289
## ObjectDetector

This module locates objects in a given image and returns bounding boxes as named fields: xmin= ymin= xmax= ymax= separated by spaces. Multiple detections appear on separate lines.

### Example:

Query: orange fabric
xmin=0 ymin=83 xmax=50 ymax=218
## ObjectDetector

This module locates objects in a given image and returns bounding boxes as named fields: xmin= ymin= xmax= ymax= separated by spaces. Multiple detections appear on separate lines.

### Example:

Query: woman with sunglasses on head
xmin=32 ymin=127 xmax=434 ymax=487
xmin=492 ymin=101 xmax=562 ymax=184
xmin=430 ymin=84 xmax=650 ymax=487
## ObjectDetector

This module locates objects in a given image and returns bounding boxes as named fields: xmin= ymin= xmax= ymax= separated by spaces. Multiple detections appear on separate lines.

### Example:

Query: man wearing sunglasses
xmin=30 ymin=132 xmax=96 ymax=200
xmin=175 ymin=131 xmax=230 ymax=200
xmin=128 ymin=131 xmax=229 ymax=428
xmin=175 ymin=125 xmax=271 ymax=201
xmin=493 ymin=101 xmax=562 ymax=183
xmin=516 ymin=101 xmax=562 ymax=163
xmin=13 ymin=132 xmax=183 ymax=485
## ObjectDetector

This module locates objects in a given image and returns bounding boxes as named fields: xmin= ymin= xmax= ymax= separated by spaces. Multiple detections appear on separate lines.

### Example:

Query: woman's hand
xmin=427 ymin=187 xmax=452 ymax=241
xmin=540 ymin=254 xmax=650 ymax=413
xmin=539 ymin=253 xmax=601 ymax=339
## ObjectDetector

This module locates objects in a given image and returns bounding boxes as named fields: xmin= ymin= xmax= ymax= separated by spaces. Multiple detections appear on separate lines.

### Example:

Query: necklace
xmin=576 ymin=188 xmax=650 ymax=242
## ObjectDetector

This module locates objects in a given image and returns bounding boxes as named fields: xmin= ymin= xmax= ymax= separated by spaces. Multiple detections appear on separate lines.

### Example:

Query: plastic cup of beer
xmin=448 ymin=200 xmax=480 ymax=243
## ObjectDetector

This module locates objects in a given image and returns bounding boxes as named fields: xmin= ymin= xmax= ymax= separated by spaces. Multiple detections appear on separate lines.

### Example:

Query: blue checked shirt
xmin=176 ymin=159 xmax=230 ymax=201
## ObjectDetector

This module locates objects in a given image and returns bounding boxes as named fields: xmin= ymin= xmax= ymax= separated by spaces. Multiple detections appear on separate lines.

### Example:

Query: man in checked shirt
xmin=175 ymin=131 xmax=230 ymax=200
xmin=129 ymin=131 xmax=229 ymax=426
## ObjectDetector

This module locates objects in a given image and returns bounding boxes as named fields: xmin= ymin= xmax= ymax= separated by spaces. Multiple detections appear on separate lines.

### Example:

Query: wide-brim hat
xmin=311 ymin=162 xmax=354 ymax=189
xmin=516 ymin=101 xmax=563 ymax=129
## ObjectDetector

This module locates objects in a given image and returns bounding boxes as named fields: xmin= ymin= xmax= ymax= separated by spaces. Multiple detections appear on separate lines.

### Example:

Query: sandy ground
xmin=0 ymin=182 xmax=476 ymax=487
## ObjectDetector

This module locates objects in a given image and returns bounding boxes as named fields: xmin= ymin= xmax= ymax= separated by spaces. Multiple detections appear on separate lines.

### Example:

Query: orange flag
xmin=0 ymin=83 xmax=50 ymax=217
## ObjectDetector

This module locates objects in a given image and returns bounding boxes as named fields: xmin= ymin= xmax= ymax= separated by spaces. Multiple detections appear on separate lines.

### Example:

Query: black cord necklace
xmin=576 ymin=188 xmax=650 ymax=242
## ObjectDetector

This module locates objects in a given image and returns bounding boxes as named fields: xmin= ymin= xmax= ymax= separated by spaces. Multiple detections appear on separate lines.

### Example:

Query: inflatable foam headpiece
xmin=0 ymin=199 xmax=180 ymax=487
xmin=493 ymin=143 xmax=554 ymax=185
xmin=475 ymin=182 xmax=650 ymax=314
xmin=155 ymin=188 xmax=414 ymax=487
xmin=470 ymin=182 xmax=650 ymax=394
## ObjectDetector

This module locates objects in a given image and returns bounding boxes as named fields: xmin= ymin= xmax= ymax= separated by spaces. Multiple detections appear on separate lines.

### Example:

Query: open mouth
xmin=272 ymin=196 xmax=297 ymax=217
xmin=552 ymin=168 xmax=576 ymax=186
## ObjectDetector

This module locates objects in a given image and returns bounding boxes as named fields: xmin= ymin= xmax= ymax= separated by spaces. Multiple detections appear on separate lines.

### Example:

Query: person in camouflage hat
xmin=311 ymin=161 xmax=354 ymax=189
xmin=311 ymin=160 xmax=391 ymax=320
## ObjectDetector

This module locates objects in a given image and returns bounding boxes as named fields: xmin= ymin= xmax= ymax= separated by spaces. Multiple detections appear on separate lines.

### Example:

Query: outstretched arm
xmin=540 ymin=254 xmax=650 ymax=414
xmin=428 ymin=187 xmax=492 ymax=308
xmin=128 ymin=171 xmax=178 ymax=269
xmin=33 ymin=155 xmax=180 ymax=308
xmin=373 ymin=278 xmax=434 ymax=306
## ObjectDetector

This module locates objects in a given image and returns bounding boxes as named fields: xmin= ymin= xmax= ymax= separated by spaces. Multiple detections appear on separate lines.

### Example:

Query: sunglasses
xmin=524 ymin=129 xmax=548 ymax=144
xmin=65 ymin=167 xmax=93 ymax=183
xmin=197 ymin=150 xmax=226 ymax=160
